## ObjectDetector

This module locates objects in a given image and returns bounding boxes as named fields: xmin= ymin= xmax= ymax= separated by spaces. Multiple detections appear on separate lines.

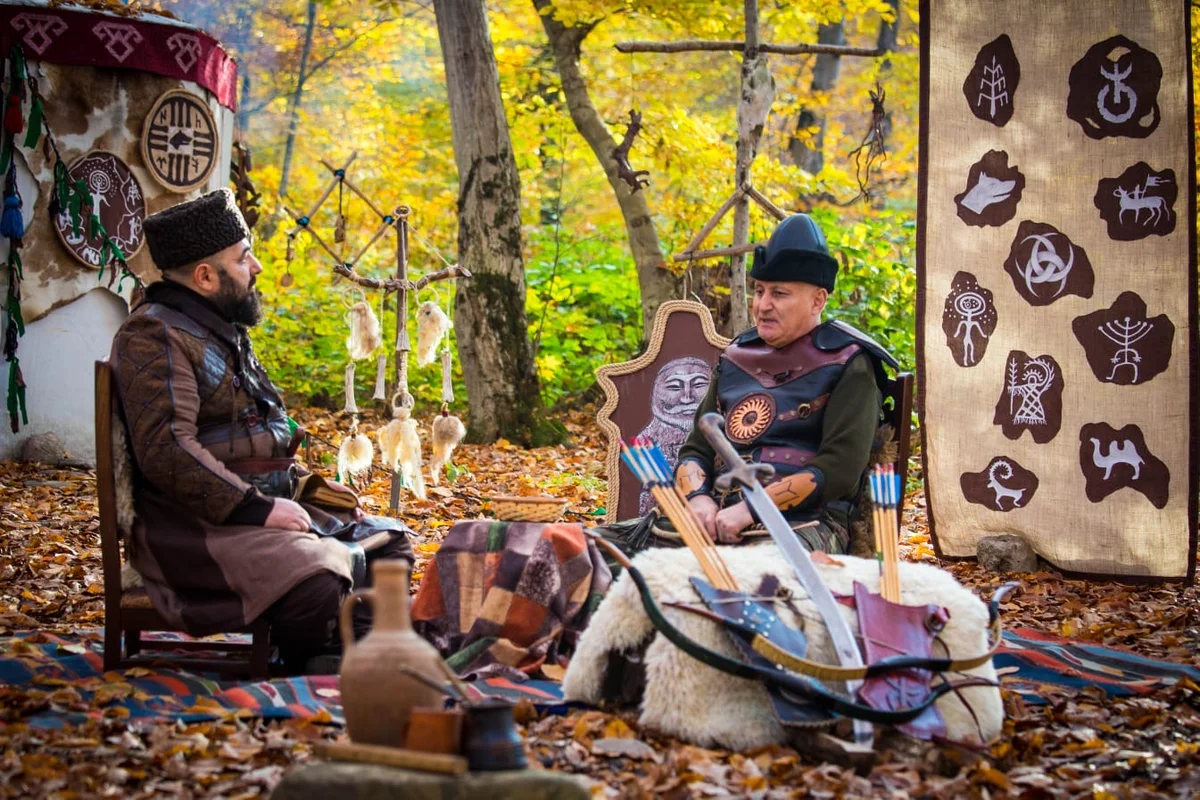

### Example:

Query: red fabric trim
xmin=0 ymin=5 xmax=237 ymax=110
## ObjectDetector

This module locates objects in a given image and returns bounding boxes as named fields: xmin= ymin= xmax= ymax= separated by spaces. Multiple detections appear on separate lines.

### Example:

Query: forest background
xmin=156 ymin=0 xmax=1200 ymax=430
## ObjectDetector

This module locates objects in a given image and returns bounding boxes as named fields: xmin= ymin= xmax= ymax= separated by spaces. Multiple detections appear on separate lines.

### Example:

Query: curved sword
xmin=698 ymin=412 xmax=873 ymax=745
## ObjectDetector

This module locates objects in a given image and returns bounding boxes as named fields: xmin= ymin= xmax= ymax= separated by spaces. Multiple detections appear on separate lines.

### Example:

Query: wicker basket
xmin=488 ymin=495 xmax=569 ymax=523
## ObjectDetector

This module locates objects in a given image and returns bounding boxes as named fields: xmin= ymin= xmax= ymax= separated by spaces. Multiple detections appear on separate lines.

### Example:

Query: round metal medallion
xmin=52 ymin=150 xmax=146 ymax=269
xmin=141 ymin=89 xmax=218 ymax=193
xmin=725 ymin=393 xmax=776 ymax=444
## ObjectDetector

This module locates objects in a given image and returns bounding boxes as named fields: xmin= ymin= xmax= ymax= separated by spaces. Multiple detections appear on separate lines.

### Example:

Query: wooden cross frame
xmin=617 ymin=1 xmax=885 ymax=331
xmin=282 ymin=153 xmax=471 ymax=510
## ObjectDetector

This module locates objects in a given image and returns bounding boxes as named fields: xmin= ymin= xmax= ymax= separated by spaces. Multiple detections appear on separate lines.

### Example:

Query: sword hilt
xmin=698 ymin=413 xmax=775 ymax=493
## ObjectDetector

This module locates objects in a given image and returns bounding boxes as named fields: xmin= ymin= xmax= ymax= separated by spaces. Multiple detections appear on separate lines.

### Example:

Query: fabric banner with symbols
xmin=917 ymin=0 xmax=1197 ymax=580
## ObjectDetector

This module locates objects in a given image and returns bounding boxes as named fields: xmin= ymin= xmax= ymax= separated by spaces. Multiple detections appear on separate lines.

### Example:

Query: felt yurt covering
xmin=0 ymin=0 xmax=237 ymax=461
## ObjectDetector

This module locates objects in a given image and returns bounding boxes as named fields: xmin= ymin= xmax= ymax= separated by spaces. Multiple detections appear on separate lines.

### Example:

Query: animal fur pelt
xmin=337 ymin=427 xmax=374 ymax=480
xmin=562 ymin=546 xmax=1002 ymax=752
xmin=377 ymin=405 xmax=426 ymax=500
xmin=346 ymin=300 xmax=382 ymax=361
xmin=430 ymin=409 xmax=466 ymax=485
xmin=416 ymin=301 xmax=450 ymax=366
xmin=112 ymin=411 xmax=144 ymax=590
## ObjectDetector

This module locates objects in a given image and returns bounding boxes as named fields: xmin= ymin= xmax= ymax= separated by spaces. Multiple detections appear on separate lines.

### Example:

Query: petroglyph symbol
xmin=1078 ymin=423 xmax=1168 ymax=508
xmin=987 ymin=460 xmax=1025 ymax=508
xmin=1008 ymin=355 xmax=1055 ymax=427
xmin=1068 ymin=36 xmax=1161 ymax=139
xmin=1003 ymin=222 xmax=1093 ymax=306
xmin=955 ymin=150 xmax=1023 ymax=227
xmin=1114 ymin=175 xmax=1171 ymax=227
xmin=1090 ymin=438 xmax=1144 ymax=481
xmin=961 ymin=456 xmax=1038 ymax=512
xmin=1072 ymin=293 xmax=1173 ymax=386
xmin=1018 ymin=232 xmax=1074 ymax=299
xmin=1099 ymin=316 xmax=1153 ymax=383
xmin=92 ymin=21 xmax=143 ymax=63
xmin=963 ymin=35 xmax=1020 ymax=127
xmin=10 ymin=14 xmax=68 ymax=55
xmin=1095 ymin=164 xmax=1176 ymax=241
xmin=953 ymin=291 xmax=988 ymax=365
xmin=1098 ymin=61 xmax=1137 ymax=123
xmin=942 ymin=272 xmax=997 ymax=368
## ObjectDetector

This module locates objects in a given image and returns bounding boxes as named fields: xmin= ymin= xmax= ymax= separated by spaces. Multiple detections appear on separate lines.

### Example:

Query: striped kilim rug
xmin=917 ymin=0 xmax=1197 ymax=579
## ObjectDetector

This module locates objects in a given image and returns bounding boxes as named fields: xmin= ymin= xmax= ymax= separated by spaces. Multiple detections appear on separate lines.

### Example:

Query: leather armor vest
xmin=715 ymin=325 xmax=864 ymax=477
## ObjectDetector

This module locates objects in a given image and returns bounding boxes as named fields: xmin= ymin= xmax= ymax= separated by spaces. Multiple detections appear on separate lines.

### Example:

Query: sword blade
xmin=739 ymin=482 xmax=874 ymax=744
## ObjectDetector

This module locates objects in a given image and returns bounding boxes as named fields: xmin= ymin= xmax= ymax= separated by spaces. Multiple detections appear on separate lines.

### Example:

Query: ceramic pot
xmin=338 ymin=559 xmax=446 ymax=746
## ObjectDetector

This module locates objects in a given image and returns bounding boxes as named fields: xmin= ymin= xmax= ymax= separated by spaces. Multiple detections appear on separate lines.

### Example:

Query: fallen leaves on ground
xmin=1 ymin=406 xmax=1197 ymax=797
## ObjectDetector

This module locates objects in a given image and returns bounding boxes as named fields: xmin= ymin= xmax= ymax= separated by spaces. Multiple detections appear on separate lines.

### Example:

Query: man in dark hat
xmin=674 ymin=213 xmax=897 ymax=552
xmin=109 ymin=188 xmax=412 ymax=673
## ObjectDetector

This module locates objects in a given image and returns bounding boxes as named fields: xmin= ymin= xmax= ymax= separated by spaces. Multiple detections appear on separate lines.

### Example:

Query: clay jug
xmin=338 ymin=559 xmax=446 ymax=747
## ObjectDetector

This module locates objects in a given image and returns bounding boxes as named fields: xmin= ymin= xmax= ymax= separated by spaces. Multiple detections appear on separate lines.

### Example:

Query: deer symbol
xmin=986 ymin=460 xmax=1025 ymax=509
xmin=1090 ymin=438 xmax=1144 ymax=480
xmin=1114 ymin=176 xmax=1170 ymax=227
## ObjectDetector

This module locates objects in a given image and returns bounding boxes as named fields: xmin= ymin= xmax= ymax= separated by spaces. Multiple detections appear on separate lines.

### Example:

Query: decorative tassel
xmin=373 ymin=352 xmax=387 ymax=401
xmin=440 ymin=348 xmax=454 ymax=404
xmin=416 ymin=301 xmax=450 ymax=366
xmin=430 ymin=407 xmax=466 ymax=486
xmin=4 ymin=47 xmax=24 ymax=135
xmin=0 ymin=163 xmax=21 ymax=245
xmin=343 ymin=362 xmax=359 ymax=414
xmin=6 ymin=358 xmax=25 ymax=434
xmin=345 ymin=299 xmax=381 ymax=361
xmin=22 ymin=94 xmax=41 ymax=149
xmin=377 ymin=401 xmax=426 ymax=500
xmin=337 ymin=420 xmax=374 ymax=481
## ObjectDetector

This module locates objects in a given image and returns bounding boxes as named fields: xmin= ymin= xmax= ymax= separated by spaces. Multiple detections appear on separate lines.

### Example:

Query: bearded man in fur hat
xmin=673 ymin=213 xmax=898 ymax=554
xmin=109 ymin=188 xmax=412 ymax=673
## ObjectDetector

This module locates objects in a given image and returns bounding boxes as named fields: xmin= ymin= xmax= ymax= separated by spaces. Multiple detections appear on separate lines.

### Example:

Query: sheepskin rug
xmin=563 ymin=545 xmax=1002 ymax=751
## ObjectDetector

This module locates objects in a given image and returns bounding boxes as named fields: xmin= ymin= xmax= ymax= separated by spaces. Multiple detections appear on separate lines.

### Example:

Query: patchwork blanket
xmin=917 ymin=0 xmax=1197 ymax=579
xmin=410 ymin=521 xmax=611 ymax=680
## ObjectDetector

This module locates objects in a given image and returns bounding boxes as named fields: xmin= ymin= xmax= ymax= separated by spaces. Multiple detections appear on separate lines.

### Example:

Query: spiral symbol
xmin=88 ymin=169 xmax=112 ymax=195
xmin=726 ymin=394 xmax=775 ymax=444
xmin=954 ymin=291 xmax=985 ymax=319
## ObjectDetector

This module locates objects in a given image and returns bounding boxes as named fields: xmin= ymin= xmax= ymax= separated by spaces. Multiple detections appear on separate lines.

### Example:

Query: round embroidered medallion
xmin=52 ymin=150 xmax=145 ymax=269
xmin=726 ymin=393 xmax=776 ymax=444
xmin=141 ymin=89 xmax=218 ymax=193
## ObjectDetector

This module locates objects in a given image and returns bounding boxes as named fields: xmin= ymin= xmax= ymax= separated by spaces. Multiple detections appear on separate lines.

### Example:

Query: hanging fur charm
xmin=373 ymin=352 xmax=388 ymax=401
xmin=430 ymin=406 xmax=466 ymax=485
xmin=346 ymin=300 xmax=382 ymax=361
xmin=337 ymin=420 xmax=374 ymax=480
xmin=416 ymin=301 xmax=450 ymax=366
xmin=440 ymin=348 xmax=454 ymax=404
xmin=378 ymin=399 xmax=426 ymax=500
xmin=343 ymin=362 xmax=359 ymax=414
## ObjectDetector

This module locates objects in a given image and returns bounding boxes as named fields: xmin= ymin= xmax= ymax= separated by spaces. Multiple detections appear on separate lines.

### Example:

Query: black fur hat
xmin=144 ymin=188 xmax=250 ymax=273
xmin=749 ymin=213 xmax=838 ymax=291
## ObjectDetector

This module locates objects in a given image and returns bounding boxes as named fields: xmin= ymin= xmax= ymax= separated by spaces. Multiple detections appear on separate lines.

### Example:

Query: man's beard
xmin=214 ymin=267 xmax=263 ymax=327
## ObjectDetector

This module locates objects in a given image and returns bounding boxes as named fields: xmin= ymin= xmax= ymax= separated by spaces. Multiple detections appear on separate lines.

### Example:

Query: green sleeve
xmin=808 ymin=353 xmax=882 ymax=503
xmin=675 ymin=365 xmax=719 ymax=476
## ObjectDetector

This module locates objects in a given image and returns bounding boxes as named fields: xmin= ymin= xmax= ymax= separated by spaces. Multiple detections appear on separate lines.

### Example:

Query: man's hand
xmin=687 ymin=494 xmax=719 ymax=539
xmin=265 ymin=498 xmax=313 ymax=532
xmin=714 ymin=502 xmax=753 ymax=544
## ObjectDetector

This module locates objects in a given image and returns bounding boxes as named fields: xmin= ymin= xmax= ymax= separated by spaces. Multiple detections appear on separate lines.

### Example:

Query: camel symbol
xmin=1090 ymin=438 xmax=1144 ymax=480
xmin=986 ymin=460 xmax=1024 ymax=509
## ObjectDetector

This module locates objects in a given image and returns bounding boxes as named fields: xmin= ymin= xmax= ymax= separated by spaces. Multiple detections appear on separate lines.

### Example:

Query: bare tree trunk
xmin=433 ymin=0 xmax=555 ymax=446
xmin=278 ymin=0 xmax=316 ymax=197
xmin=730 ymin=0 xmax=774 ymax=334
xmin=787 ymin=22 xmax=845 ymax=173
xmin=532 ymin=0 xmax=681 ymax=338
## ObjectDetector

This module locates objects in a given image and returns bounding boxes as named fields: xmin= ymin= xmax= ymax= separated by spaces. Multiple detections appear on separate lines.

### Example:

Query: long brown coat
xmin=110 ymin=281 xmax=368 ymax=635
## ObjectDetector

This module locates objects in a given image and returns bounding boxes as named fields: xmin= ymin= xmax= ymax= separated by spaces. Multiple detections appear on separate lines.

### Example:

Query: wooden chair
xmin=95 ymin=361 xmax=271 ymax=678
xmin=882 ymin=371 xmax=915 ymax=524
